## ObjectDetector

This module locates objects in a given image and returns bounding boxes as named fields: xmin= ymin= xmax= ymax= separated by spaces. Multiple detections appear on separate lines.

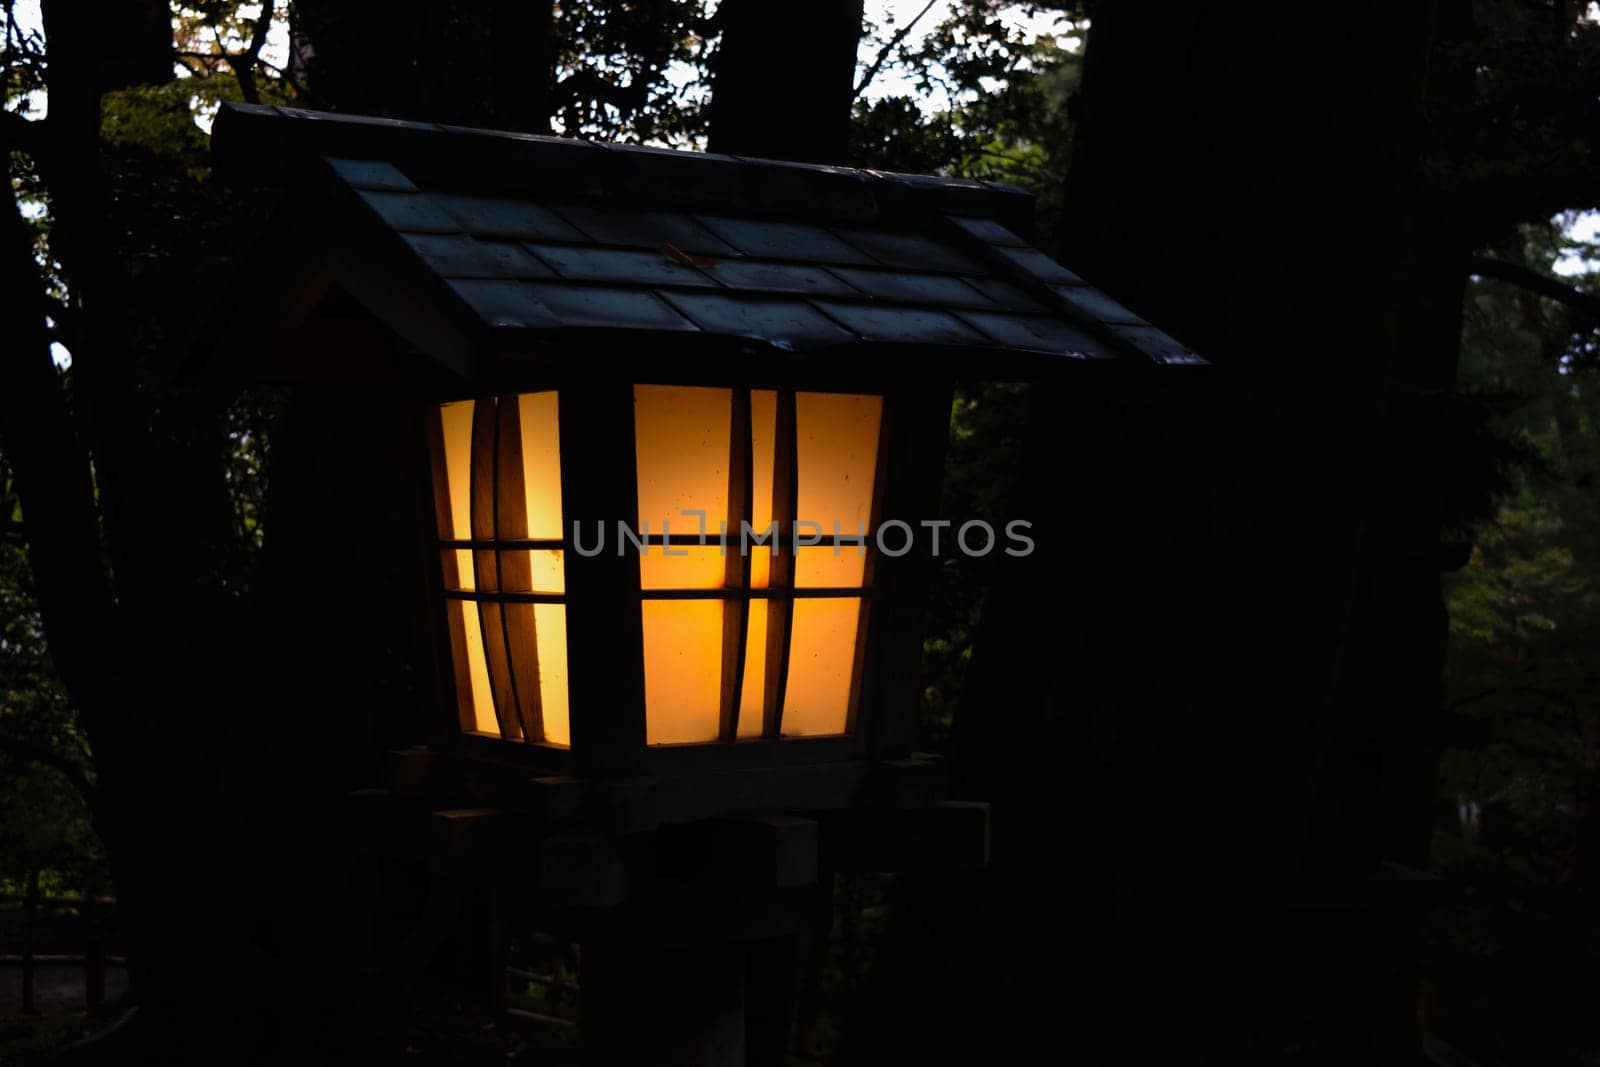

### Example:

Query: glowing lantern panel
xmin=429 ymin=384 xmax=884 ymax=752
xmin=430 ymin=394 xmax=571 ymax=746
xmin=634 ymin=385 xmax=883 ymax=746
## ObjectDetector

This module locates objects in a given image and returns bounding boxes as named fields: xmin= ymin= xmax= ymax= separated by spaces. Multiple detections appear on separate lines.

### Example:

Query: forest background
xmin=3 ymin=1 xmax=1600 ymax=1064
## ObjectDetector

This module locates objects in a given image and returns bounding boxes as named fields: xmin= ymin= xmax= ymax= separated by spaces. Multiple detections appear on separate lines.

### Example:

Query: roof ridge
xmin=211 ymin=103 xmax=1037 ymax=234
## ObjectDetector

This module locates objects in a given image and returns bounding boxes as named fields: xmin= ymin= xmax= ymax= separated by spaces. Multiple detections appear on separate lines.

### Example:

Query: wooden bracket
xmin=871 ymin=755 xmax=949 ymax=809
xmin=388 ymin=746 xmax=445 ymax=799
xmin=723 ymin=814 xmax=819 ymax=888
xmin=819 ymin=801 xmax=989 ymax=874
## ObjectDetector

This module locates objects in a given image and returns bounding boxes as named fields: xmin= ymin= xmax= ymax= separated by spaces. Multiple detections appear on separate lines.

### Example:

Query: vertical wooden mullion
xmin=490 ymin=397 xmax=530 ymax=741
xmin=857 ymin=379 xmax=955 ymax=757
xmin=843 ymin=393 xmax=892 ymax=736
xmin=763 ymin=388 xmax=799 ymax=738
xmin=472 ymin=397 xmax=523 ymax=741
xmin=495 ymin=394 xmax=544 ymax=743
xmin=560 ymin=380 xmax=648 ymax=776
xmin=426 ymin=405 xmax=476 ymax=734
xmin=720 ymin=388 xmax=753 ymax=742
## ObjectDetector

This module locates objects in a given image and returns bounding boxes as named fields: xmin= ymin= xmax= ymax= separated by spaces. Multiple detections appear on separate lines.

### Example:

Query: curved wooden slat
xmin=495 ymin=393 xmax=545 ymax=743
xmin=844 ymin=393 xmax=891 ymax=735
xmin=764 ymin=388 xmax=798 ymax=738
xmin=720 ymin=387 xmax=753 ymax=741
xmin=427 ymin=404 xmax=478 ymax=731
xmin=471 ymin=396 xmax=522 ymax=741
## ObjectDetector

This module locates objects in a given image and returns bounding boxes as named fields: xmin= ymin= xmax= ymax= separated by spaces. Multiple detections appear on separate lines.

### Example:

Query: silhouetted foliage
xmin=3 ymin=2 xmax=1600 ymax=1064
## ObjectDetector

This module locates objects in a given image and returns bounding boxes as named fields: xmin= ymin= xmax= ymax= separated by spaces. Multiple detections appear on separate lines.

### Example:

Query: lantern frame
xmin=417 ymin=351 xmax=955 ymax=796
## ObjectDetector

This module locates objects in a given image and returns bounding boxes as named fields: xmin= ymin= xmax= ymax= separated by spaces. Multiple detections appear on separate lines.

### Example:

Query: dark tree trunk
xmin=295 ymin=0 xmax=554 ymax=129
xmin=0 ymin=4 xmax=481 ymax=1062
xmin=844 ymin=3 xmax=1450 ymax=1063
xmin=706 ymin=0 xmax=864 ymax=164
xmin=490 ymin=0 xmax=556 ymax=132
xmin=6 ymin=6 xmax=253 ymax=1062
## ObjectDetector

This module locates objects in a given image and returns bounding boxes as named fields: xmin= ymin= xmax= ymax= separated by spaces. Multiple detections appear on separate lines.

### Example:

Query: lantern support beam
xmin=557 ymin=380 xmax=649 ymax=777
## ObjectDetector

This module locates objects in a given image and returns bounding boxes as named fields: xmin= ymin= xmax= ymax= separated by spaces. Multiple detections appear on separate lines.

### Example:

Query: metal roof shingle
xmin=1109 ymin=325 xmax=1205 ymax=365
xmin=699 ymin=260 xmax=861 ymax=297
xmin=991 ymin=245 xmax=1085 ymax=285
xmin=823 ymin=268 xmax=995 ymax=308
xmin=447 ymin=279 xmax=561 ymax=328
xmin=945 ymin=215 xmax=1028 ymax=247
xmin=811 ymin=303 xmax=987 ymax=346
xmin=528 ymin=244 xmax=719 ymax=288
xmin=432 ymin=194 xmax=588 ymax=242
xmin=695 ymin=217 xmax=873 ymax=264
xmin=355 ymin=189 xmax=460 ymax=234
xmin=1051 ymin=285 xmax=1146 ymax=325
xmin=552 ymin=204 xmax=736 ymax=256
xmin=659 ymin=293 xmax=857 ymax=347
xmin=515 ymin=284 xmax=699 ymax=332
xmin=326 ymin=157 xmax=417 ymax=192
xmin=401 ymin=233 xmax=529 ymax=277
xmin=960 ymin=276 xmax=1045 ymax=311
xmin=473 ymin=241 xmax=558 ymax=279
xmin=832 ymin=228 xmax=985 ymax=273
xmin=957 ymin=312 xmax=1114 ymax=357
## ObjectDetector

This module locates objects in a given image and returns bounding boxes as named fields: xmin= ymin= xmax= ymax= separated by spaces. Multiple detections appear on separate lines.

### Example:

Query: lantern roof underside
xmin=197 ymin=104 xmax=1205 ymax=383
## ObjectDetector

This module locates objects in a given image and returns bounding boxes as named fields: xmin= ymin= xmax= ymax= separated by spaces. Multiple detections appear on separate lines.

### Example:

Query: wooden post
xmin=745 ymin=934 xmax=798 ymax=1067
xmin=581 ymin=942 xmax=746 ymax=1067
xmin=790 ymin=876 xmax=835 ymax=1060
xmin=860 ymin=378 xmax=955 ymax=758
xmin=436 ymin=877 xmax=504 ymax=1013
xmin=486 ymin=879 xmax=510 ymax=1017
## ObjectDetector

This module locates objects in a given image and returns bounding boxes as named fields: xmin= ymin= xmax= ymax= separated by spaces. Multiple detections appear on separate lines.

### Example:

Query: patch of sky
xmin=855 ymin=0 xmax=1079 ymax=113
xmin=654 ymin=1 xmax=1080 ymax=146
xmin=1554 ymin=211 xmax=1600 ymax=278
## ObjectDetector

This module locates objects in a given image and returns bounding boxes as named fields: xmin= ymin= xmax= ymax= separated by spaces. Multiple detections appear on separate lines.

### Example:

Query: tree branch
xmin=1468 ymin=255 xmax=1600 ymax=322
xmin=853 ymin=0 xmax=939 ymax=101
xmin=970 ymin=147 xmax=1057 ymax=183
xmin=219 ymin=1 xmax=277 ymax=105
xmin=0 ymin=109 xmax=47 ymax=161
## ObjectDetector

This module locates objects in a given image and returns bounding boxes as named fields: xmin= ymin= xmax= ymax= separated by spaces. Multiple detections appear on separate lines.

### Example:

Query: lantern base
xmin=349 ymin=748 xmax=988 ymax=1062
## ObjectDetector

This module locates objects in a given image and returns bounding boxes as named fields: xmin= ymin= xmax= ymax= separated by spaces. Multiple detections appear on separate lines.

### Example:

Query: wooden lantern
xmin=191 ymin=103 xmax=1205 ymax=1058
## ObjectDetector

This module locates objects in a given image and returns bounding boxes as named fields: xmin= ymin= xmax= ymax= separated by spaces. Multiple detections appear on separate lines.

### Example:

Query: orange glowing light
xmin=432 ymin=384 xmax=886 ymax=752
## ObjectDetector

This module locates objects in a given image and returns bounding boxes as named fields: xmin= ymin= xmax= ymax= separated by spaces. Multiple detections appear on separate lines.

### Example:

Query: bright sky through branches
xmin=859 ymin=0 xmax=1076 ymax=107
xmin=1555 ymin=213 xmax=1600 ymax=277
xmin=6 ymin=0 xmax=1597 ymax=280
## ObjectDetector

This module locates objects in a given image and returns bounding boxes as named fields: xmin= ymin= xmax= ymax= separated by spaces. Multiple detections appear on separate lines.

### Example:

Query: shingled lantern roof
xmin=192 ymin=103 xmax=1202 ymax=386
xmin=192 ymin=101 xmax=1212 ymax=807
